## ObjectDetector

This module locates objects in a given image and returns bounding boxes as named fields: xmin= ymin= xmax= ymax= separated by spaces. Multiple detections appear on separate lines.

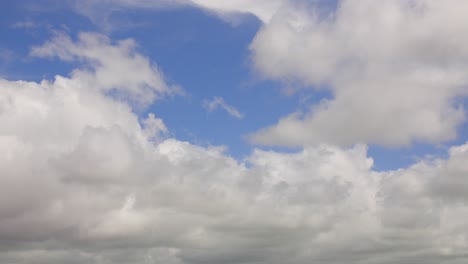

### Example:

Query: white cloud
xmin=203 ymin=96 xmax=244 ymax=119
xmin=2 ymin=33 xmax=468 ymax=262
xmin=30 ymin=32 xmax=179 ymax=107
xmin=247 ymin=0 xmax=468 ymax=146
xmin=68 ymin=0 xmax=468 ymax=147
xmin=187 ymin=0 xmax=286 ymax=24
xmin=142 ymin=113 xmax=169 ymax=142
xmin=2 ymin=3 xmax=468 ymax=263
xmin=2 ymin=74 xmax=468 ymax=263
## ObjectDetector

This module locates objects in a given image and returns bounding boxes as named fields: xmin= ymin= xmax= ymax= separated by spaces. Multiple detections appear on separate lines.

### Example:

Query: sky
xmin=1 ymin=0 xmax=468 ymax=263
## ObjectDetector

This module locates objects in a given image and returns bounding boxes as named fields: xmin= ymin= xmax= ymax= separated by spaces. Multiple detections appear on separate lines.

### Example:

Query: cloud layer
xmin=1 ymin=32 xmax=468 ymax=264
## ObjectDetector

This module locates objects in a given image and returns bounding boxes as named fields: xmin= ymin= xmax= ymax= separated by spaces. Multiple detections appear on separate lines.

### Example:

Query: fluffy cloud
xmin=69 ymin=0 xmax=468 ymax=147
xmin=248 ymin=0 xmax=468 ymax=146
xmin=2 ymin=32 xmax=468 ymax=263
xmin=30 ymin=32 xmax=178 ymax=106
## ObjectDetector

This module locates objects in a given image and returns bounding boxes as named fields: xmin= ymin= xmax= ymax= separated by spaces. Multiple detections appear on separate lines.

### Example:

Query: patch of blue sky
xmin=0 ymin=0 xmax=95 ymax=81
xmin=117 ymin=7 xmax=309 ymax=157
xmin=368 ymin=144 xmax=448 ymax=171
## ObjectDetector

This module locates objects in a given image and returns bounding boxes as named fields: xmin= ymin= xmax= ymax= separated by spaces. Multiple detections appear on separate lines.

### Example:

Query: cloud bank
xmin=1 ymin=31 xmax=468 ymax=264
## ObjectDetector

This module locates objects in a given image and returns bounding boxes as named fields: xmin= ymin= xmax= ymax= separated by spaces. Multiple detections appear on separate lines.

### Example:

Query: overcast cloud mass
xmin=1 ymin=0 xmax=468 ymax=263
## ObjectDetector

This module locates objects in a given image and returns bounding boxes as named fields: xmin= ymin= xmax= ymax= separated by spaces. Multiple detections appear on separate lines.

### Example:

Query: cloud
xmin=2 ymin=32 xmax=468 ymax=263
xmin=67 ymin=0 xmax=468 ymax=147
xmin=69 ymin=0 xmax=288 ymax=29
xmin=30 ymin=32 xmax=179 ymax=106
xmin=247 ymin=0 xmax=468 ymax=147
xmin=203 ymin=96 xmax=244 ymax=119
xmin=11 ymin=21 xmax=37 ymax=29
xmin=142 ymin=113 xmax=169 ymax=142
xmin=71 ymin=0 xmax=333 ymax=26
xmin=186 ymin=0 xmax=286 ymax=24
xmin=2 ymin=2 xmax=468 ymax=262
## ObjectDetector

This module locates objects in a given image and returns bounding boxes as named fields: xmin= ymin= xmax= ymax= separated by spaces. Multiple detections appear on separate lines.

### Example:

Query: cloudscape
xmin=1 ymin=1 xmax=468 ymax=263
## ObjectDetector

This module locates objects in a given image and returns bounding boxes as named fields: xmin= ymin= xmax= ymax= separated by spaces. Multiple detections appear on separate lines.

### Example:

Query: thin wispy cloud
xmin=11 ymin=21 xmax=37 ymax=29
xmin=203 ymin=96 xmax=244 ymax=119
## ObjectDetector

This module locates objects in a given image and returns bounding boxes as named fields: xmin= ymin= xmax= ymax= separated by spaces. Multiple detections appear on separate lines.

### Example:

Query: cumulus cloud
xmin=3 ymin=3 xmax=468 ymax=262
xmin=203 ymin=96 xmax=244 ymax=119
xmin=2 ymin=32 xmax=468 ymax=263
xmin=2 ymin=74 xmax=468 ymax=263
xmin=68 ymin=0 xmax=468 ymax=147
xmin=142 ymin=113 xmax=169 ymax=142
xmin=248 ymin=0 xmax=468 ymax=146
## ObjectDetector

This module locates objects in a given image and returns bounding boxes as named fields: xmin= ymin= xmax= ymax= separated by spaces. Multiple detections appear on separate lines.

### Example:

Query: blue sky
xmin=2 ymin=1 xmax=468 ymax=264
